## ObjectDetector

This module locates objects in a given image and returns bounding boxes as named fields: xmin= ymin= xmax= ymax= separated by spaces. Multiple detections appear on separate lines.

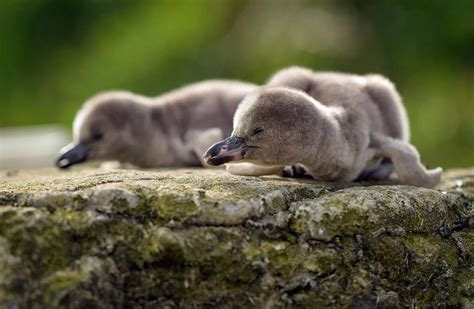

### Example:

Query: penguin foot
xmin=282 ymin=164 xmax=314 ymax=179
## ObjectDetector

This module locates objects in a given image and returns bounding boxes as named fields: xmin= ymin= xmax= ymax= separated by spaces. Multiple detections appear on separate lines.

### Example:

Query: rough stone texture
xmin=0 ymin=167 xmax=472 ymax=308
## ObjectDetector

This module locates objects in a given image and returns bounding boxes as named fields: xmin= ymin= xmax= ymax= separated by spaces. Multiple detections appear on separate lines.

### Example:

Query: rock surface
xmin=0 ymin=167 xmax=473 ymax=308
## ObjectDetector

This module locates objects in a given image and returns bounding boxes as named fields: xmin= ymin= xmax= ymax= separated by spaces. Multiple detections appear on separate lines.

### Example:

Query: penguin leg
xmin=188 ymin=128 xmax=224 ymax=167
xmin=226 ymin=163 xmax=284 ymax=176
xmin=372 ymin=134 xmax=442 ymax=188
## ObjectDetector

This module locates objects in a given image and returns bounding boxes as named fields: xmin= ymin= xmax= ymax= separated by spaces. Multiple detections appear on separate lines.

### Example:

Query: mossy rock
xmin=0 ymin=167 xmax=473 ymax=307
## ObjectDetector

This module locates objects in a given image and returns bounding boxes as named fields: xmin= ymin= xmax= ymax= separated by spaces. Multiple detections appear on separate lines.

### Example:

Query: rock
xmin=0 ymin=167 xmax=472 ymax=307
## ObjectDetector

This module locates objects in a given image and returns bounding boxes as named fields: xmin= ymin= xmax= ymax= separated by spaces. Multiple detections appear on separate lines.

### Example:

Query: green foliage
xmin=1 ymin=0 xmax=473 ymax=167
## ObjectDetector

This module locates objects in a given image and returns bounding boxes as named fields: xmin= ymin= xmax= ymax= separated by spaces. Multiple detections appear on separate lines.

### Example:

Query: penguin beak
xmin=56 ymin=142 xmax=89 ymax=169
xmin=203 ymin=136 xmax=249 ymax=166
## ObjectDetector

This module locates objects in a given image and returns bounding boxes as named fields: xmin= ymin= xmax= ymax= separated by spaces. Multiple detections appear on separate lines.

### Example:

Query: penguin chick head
xmin=204 ymin=87 xmax=320 ymax=166
xmin=57 ymin=91 xmax=150 ymax=168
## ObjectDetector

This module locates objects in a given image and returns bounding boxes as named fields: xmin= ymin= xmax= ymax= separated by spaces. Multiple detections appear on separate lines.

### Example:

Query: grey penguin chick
xmin=267 ymin=66 xmax=409 ymax=181
xmin=203 ymin=70 xmax=442 ymax=188
xmin=57 ymin=80 xmax=257 ymax=168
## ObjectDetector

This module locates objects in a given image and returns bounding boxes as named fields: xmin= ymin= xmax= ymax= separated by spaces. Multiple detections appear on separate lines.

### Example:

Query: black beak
xmin=56 ymin=142 xmax=89 ymax=169
xmin=203 ymin=135 xmax=249 ymax=166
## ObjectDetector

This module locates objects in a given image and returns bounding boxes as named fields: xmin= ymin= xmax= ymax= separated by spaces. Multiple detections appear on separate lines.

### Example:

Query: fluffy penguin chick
xmin=203 ymin=84 xmax=442 ymax=188
xmin=57 ymin=80 xmax=257 ymax=168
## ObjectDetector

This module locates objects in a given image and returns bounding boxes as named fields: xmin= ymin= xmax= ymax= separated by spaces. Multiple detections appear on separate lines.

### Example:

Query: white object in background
xmin=0 ymin=125 xmax=70 ymax=169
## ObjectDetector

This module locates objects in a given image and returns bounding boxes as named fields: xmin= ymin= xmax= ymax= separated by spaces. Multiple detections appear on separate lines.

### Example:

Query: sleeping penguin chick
xmin=203 ymin=85 xmax=442 ymax=188
xmin=56 ymin=80 xmax=257 ymax=169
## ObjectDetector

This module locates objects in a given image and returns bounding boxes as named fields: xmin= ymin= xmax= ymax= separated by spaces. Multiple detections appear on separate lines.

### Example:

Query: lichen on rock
xmin=0 ymin=167 xmax=473 ymax=307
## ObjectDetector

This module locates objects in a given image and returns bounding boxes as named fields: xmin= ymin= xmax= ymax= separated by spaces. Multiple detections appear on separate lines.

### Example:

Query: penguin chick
xmin=203 ymin=85 xmax=442 ymax=188
xmin=57 ymin=80 xmax=257 ymax=169
xmin=266 ymin=66 xmax=443 ymax=185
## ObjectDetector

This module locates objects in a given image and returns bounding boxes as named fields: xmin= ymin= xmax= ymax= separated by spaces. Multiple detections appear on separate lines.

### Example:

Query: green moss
xmin=244 ymin=240 xmax=301 ymax=276
xmin=303 ymin=248 xmax=341 ymax=274
xmin=404 ymin=234 xmax=458 ymax=274
xmin=454 ymin=230 xmax=474 ymax=257
xmin=0 ymin=168 xmax=472 ymax=307
xmin=288 ymin=192 xmax=376 ymax=241
xmin=139 ymin=227 xmax=185 ymax=264
xmin=396 ymin=234 xmax=461 ymax=305
xmin=262 ymin=193 xmax=287 ymax=214
xmin=42 ymin=270 xmax=90 ymax=306
xmin=0 ymin=207 xmax=72 ymax=274
xmin=456 ymin=267 xmax=474 ymax=298
xmin=260 ymin=241 xmax=300 ymax=276
xmin=150 ymin=194 xmax=198 ymax=222
xmin=365 ymin=235 xmax=408 ymax=280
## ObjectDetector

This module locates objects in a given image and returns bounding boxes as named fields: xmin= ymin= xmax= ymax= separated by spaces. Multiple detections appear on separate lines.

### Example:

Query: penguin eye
xmin=252 ymin=127 xmax=265 ymax=136
xmin=92 ymin=132 xmax=103 ymax=141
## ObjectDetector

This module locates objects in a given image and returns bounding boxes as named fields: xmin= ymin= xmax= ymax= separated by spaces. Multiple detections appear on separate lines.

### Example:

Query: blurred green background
xmin=1 ymin=0 xmax=473 ymax=168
